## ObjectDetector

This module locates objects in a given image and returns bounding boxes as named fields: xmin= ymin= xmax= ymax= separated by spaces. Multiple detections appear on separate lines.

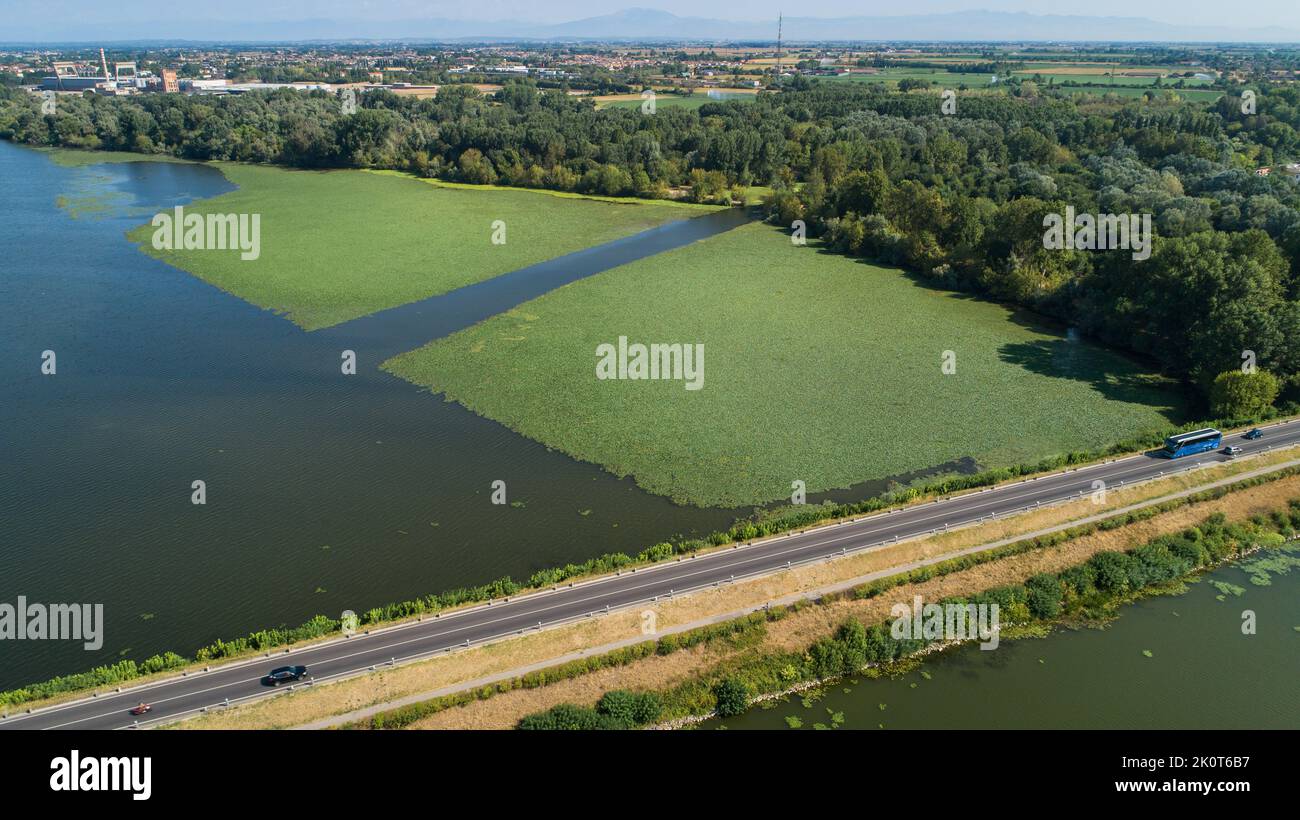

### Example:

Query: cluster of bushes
xmin=806 ymin=620 xmax=925 ymax=682
xmin=354 ymin=576 xmax=523 ymax=628
xmin=955 ymin=510 xmax=1289 ymax=626
xmin=711 ymin=678 xmax=752 ymax=717
xmin=194 ymin=614 xmax=338 ymax=661
xmin=517 ymin=690 xmax=663 ymax=730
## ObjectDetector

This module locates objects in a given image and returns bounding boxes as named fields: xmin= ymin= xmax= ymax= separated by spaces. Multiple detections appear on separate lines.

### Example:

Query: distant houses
xmin=1255 ymin=163 xmax=1300 ymax=179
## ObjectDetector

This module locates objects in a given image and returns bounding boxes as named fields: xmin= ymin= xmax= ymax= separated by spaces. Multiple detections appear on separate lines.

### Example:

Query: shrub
xmin=517 ymin=703 xmax=609 ymax=730
xmin=712 ymin=678 xmax=751 ymax=717
xmin=596 ymin=689 xmax=663 ymax=726
xmin=1025 ymin=573 xmax=1064 ymax=619
xmin=1090 ymin=551 xmax=1134 ymax=593
xmin=1059 ymin=564 xmax=1097 ymax=597
xmin=517 ymin=689 xmax=663 ymax=730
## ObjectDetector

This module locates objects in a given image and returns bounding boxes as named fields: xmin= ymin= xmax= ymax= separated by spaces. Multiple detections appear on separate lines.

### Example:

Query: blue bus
xmin=1162 ymin=428 xmax=1222 ymax=458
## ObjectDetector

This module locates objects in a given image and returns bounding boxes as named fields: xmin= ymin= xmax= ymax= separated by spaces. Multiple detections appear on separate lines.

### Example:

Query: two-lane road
xmin=5 ymin=420 xmax=1298 ymax=730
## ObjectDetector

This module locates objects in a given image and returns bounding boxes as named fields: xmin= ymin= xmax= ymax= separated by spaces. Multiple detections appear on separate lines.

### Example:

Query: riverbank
xmin=515 ymin=502 xmax=1300 ymax=731
xmin=703 ymin=536 xmax=1298 ymax=730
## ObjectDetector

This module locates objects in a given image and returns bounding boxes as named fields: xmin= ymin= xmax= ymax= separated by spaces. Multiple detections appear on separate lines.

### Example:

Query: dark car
xmin=129 ymin=702 xmax=152 ymax=716
xmin=1244 ymin=428 xmax=1264 ymax=440
xmin=263 ymin=665 xmax=308 ymax=686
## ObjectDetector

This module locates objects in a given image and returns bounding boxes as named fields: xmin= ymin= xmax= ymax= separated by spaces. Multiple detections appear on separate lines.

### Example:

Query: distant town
xmin=4 ymin=39 xmax=1293 ymax=105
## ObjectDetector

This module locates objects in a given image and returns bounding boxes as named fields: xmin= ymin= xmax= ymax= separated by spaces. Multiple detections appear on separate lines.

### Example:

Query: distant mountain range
xmin=6 ymin=8 xmax=1300 ymax=45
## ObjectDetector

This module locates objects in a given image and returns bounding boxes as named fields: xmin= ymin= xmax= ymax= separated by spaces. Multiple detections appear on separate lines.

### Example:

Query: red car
xmin=129 ymin=702 xmax=152 ymax=716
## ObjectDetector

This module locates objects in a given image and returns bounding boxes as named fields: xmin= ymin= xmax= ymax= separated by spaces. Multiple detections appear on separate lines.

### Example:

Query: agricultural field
xmin=384 ymin=223 xmax=1189 ymax=508
xmin=127 ymin=164 xmax=701 ymax=330
xmin=830 ymin=68 xmax=995 ymax=87
xmin=596 ymin=90 xmax=758 ymax=109
xmin=1048 ymin=85 xmax=1224 ymax=101
xmin=1015 ymin=71 xmax=1214 ymax=87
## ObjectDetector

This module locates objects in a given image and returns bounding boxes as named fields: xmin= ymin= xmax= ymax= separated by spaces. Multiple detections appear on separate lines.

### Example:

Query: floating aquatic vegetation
xmin=1211 ymin=581 xmax=1246 ymax=597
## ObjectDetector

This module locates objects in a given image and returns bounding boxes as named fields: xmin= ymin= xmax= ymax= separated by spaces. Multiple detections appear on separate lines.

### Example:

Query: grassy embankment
xmin=124 ymin=163 xmax=699 ymax=330
xmin=172 ymin=448 xmax=1300 ymax=729
xmin=384 ymin=222 xmax=1190 ymax=507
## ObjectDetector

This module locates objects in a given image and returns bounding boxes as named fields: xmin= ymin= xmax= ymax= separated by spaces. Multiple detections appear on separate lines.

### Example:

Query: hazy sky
xmin=0 ymin=1 xmax=1284 ymax=29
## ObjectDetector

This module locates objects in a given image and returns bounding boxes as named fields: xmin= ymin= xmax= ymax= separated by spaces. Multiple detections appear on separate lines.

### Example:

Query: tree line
xmin=5 ymin=79 xmax=1300 ymax=408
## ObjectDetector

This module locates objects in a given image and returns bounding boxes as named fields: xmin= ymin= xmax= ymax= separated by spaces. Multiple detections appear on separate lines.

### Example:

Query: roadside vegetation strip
xmin=2 ymin=424 xmax=1290 ymax=714
xmin=518 ymin=508 xmax=1300 ymax=730
xmin=126 ymin=162 xmax=691 ymax=330
xmin=346 ymin=469 xmax=1300 ymax=730
xmin=383 ymin=222 xmax=1189 ymax=507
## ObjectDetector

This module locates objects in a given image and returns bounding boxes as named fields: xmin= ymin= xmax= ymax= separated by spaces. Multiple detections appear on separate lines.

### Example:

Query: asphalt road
xmin=5 ymin=420 xmax=1298 ymax=731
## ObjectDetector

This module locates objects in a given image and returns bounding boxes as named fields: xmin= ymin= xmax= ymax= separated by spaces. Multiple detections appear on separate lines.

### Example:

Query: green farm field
xmin=128 ymin=164 xmax=699 ymax=330
xmin=598 ymin=92 xmax=757 ymax=110
xmin=831 ymin=68 xmax=995 ymax=87
xmin=384 ymin=223 xmax=1190 ymax=508
xmin=1048 ymin=85 xmax=1223 ymax=101
xmin=1015 ymin=72 xmax=1214 ymax=87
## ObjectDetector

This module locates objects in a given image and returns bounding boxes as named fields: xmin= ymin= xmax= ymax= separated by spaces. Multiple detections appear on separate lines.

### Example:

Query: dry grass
xmin=408 ymin=644 xmax=730 ymax=730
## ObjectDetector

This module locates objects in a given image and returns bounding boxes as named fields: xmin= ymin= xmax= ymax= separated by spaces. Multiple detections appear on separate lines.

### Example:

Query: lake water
xmin=705 ymin=555 xmax=1300 ymax=730
xmin=0 ymin=143 xmax=753 ymax=689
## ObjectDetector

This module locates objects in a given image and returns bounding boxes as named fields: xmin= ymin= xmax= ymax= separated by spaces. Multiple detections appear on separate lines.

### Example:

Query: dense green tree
xmin=1210 ymin=370 xmax=1282 ymax=417
xmin=712 ymin=677 xmax=751 ymax=717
